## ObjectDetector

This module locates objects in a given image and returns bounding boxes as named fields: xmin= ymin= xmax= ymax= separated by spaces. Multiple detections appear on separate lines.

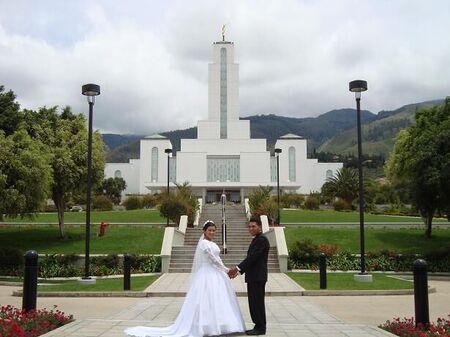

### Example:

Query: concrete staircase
xmin=168 ymin=203 xmax=280 ymax=273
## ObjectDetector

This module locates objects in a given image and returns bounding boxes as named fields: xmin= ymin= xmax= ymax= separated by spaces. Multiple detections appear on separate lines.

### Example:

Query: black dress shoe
xmin=245 ymin=329 xmax=265 ymax=335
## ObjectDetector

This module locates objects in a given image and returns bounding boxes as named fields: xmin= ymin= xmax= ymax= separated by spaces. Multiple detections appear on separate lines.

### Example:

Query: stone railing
xmin=160 ymin=215 xmax=188 ymax=273
xmin=244 ymin=198 xmax=251 ymax=220
xmin=259 ymin=216 xmax=289 ymax=273
xmin=193 ymin=198 xmax=203 ymax=227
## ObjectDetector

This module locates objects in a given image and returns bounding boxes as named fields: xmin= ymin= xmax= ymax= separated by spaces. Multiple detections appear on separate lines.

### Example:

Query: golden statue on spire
xmin=222 ymin=24 xmax=226 ymax=41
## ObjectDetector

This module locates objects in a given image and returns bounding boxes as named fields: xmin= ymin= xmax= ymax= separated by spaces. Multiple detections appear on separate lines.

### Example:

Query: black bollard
xmin=22 ymin=250 xmax=38 ymax=312
xmin=413 ymin=259 xmax=429 ymax=328
xmin=319 ymin=253 xmax=327 ymax=289
xmin=124 ymin=254 xmax=131 ymax=291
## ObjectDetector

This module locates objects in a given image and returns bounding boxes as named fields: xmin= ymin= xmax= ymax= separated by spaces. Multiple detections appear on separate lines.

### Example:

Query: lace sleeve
xmin=203 ymin=246 xmax=229 ymax=273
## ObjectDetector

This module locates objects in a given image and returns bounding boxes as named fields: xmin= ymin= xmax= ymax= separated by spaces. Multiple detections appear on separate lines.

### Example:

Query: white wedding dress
xmin=124 ymin=238 xmax=245 ymax=337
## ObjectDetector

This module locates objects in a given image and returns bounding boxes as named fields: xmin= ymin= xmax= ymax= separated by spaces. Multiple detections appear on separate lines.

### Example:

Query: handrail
xmin=221 ymin=193 xmax=227 ymax=254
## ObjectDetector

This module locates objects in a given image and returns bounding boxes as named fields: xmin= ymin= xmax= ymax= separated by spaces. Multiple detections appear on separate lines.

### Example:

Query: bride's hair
xmin=202 ymin=220 xmax=216 ymax=231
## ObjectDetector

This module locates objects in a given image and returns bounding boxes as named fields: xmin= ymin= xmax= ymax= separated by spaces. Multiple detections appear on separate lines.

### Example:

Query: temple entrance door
xmin=206 ymin=190 xmax=241 ymax=203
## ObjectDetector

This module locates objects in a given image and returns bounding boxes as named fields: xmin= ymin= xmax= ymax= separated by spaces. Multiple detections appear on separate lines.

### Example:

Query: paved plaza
xmin=42 ymin=296 xmax=394 ymax=336
xmin=1 ymin=277 xmax=449 ymax=336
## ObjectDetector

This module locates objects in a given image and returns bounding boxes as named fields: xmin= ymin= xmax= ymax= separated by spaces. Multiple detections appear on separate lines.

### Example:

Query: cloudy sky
xmin=1 ymin=0 xmax=449 ymax=134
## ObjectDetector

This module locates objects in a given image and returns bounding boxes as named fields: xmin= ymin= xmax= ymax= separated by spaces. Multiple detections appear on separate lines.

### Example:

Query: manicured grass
xmin=0 ymin=225 xmax=164 ymax=254
xmin=4 ymin=209 xmax=447 ymax=224
xmin=3 ymin=209 xmax=165 ymax=224
xmin=288 ymin=272 xmax=413 ymax=290
xmin=0 ymin=277 xmax=24 ymax=282
xmin=37 ymin=275 xmax=159 ymax=292
xmin=2 ymin=225 xmax=448 ymax=255
xmin=281 ymin=209 xmax=448 ymax=223
xmin=285 ymin=227 xmax=450 ymax=254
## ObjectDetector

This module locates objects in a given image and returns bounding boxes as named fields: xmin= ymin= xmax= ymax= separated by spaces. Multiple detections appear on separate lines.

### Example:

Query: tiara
xmin=203 ymin=220 xmax=215 ymax=228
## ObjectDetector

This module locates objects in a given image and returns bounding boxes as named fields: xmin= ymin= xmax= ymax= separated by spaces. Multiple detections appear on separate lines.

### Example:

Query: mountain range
xmin=103 ymin=99 xmax=444 ymax=163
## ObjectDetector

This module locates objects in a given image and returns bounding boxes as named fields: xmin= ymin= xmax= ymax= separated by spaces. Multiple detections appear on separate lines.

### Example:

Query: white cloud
xmin=0 ymin=0 xmax=449 ymax=134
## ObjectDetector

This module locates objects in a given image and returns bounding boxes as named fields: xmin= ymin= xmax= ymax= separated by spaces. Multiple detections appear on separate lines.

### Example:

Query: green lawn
xmin=1 ymin=225 xmax=448 ymax=255
xmin=4 ymin=209 xmax=448 ymax=224
xmin=281 ymin=209 xmax=448 ymax=223
xmin=0 ymin=225 xmax=164 ymax=254
xmin=285 ymin=227 xmax=450 ymax=254
xmin=37 ymin=275 xmax=159 ymax=291
xmin=288 ymin=272 xmax=413 ymax=290
xmin=2 ymin=209 xmax=165 ymax=224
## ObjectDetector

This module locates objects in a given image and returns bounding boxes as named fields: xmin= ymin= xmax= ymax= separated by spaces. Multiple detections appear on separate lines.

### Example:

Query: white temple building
xmin=105 ymin=37 xmax=342 ymax=204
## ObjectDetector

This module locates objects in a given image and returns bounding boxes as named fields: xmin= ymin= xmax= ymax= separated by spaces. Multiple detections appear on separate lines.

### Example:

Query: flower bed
xmin=288 ymin=240 xmax=450 ymax=272
xmin=0 ymin=305 xmax=73 ymax=337
xmin=0 ymin=254 xmax=161 ymax=278
xmin=379 ymin=316 xmax=450 ymax=336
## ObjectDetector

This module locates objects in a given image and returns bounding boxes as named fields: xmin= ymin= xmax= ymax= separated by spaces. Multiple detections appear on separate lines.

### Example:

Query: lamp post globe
xmin=274 ymin=148 xmax=282 ymax=225
xmin=164 ymin=148 xmax=172 ymax=226
xmin=81 ymin=83 xmax=100 ymax=281
xmin=349 ymin=79 xmax=371 ymax=281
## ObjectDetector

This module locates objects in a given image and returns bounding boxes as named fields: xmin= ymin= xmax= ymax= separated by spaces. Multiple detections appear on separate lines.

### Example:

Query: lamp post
xmin=164 ymin=148 xmax=172 ymax=226
xmin=349 ymin=80 xmax=372 ymax=282
xmin=81 ymin=83 xmax=100 ymax=281
xmin=274 ymin=148 xmax=282 ymax=225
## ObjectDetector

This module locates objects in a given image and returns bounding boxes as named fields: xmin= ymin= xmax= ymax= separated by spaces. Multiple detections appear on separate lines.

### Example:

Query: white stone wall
xmin=104 ymin=160 xmax=140 ymax=195
xmin=275 ymin=138 xmax=343 ymax=194
xmin=240 ymin=152 xmax=271 ymax=183
xmin=139 ymin=138 xmax=172 ymax=194
xmin=176 ymin=152 xmax=207 ymax=184
xmin=181 ymin=139 xmax=266 ymax=154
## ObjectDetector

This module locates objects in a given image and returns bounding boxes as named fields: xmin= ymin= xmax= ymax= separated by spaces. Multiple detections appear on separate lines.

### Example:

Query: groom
xmin=228 ymin=216 xmax=270 ymax=336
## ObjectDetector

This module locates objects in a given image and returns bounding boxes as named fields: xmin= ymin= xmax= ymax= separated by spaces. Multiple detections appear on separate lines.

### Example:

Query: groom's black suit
xmin=238 ymin=233 xmax=270 ymax=334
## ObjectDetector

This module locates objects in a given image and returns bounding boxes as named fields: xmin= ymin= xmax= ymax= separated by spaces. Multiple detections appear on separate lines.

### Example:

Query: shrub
xmin=93 ymin=195 xmax=113 ymax=211
xmin=129 ymin=254 xmax=161 ymax=273
xmin=159 ymin=182 xmax=199 ymax=225
xmin=39 ymin=254 xmax=80 ymax=278
xmin=142 ymin=194 xmax=157 ymax=209
xmin=43 ymin=204 xmax=57 ymax=212
xmin=281 ymin=193 xmax=304 ymax=208
xmin=333 ymin=198 xmax=352 ymax=211
xmin=123 ymin=196 xmax=143 ymax=210
xmin=304 ymin=196 xmax=320 ymax=210
xmin=159 ymin=195 xmax=187 ymax=225
xmin=289 ymin=239 xmax=319 ymax=269
xmin=0 ymin=253 xmax=162 ymax=278
xmin=318 ymin=244 xmax=338 ymax=257
xmin=0 ymin=247 xmax=24 ymax=268
xmin=249 ymin=186 xmax=278 ymax=223
xmin=289 ymin=248 xmax=450 ymax=272
xmin=0 ymin=305 xmax=73 ymax=337
xmin=91 ymin=254 xmax=120 ymax=269
xmin=0 ymin=247 xmax=24 ymax=276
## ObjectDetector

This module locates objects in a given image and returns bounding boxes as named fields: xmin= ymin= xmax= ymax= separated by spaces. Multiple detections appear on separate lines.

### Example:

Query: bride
xmin=124 ymin=220 xmax=246 ymax=337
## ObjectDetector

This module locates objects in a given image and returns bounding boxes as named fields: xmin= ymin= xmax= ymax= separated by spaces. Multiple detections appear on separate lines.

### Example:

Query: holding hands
xmin=227 ymin=266 xmax=239 ymax=279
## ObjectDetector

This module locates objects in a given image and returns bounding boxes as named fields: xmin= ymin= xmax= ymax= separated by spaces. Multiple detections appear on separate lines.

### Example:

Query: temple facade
xmin=105 ymin=38 xmax=342 ymax=203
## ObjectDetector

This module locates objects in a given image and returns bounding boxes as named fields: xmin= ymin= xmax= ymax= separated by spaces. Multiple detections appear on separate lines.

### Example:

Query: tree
xmin=0 ymin=86 xmax=22 ymax=136
xmin=248 ymin=186 xmax=277 ymax=224
xmin=159 ymin=182 xmax=199 ymax=225
xmin=387 ymin=98 xmax=450 ymax=238
xmin=0 ymin=130 xmax=52 ymax=220
xmin=22 ymin=107 xmax=105 ymax=238
xmin=99 ymin=177 xmax=126 ymax=204
xmin=324 ymin=167 xmax=359 ymax=205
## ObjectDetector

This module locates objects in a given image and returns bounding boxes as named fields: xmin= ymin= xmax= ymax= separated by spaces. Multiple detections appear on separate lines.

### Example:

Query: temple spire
xmin=222 ymin=24 xmax=226 ymax=41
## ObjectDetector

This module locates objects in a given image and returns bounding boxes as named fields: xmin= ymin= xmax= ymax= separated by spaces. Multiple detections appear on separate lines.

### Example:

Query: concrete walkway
xmin=146 ymin=273 xmax=304 ymax=297
xmin=42 ymin=296 xmax=394 ymax=336
xmin=38 ymin=273 xmax=396 ymax=336
xmin=3 ymin=278 xmax=449 ymax=336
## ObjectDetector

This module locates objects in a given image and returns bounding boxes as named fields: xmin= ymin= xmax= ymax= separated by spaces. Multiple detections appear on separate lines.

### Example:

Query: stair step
xmin=168 ymin=204 xmax=281 ymax=273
